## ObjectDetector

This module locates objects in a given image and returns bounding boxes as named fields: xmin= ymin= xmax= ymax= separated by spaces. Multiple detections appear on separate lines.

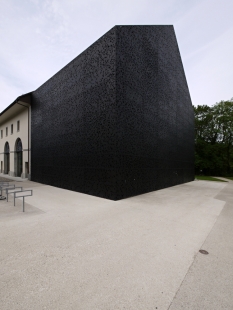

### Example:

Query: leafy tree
xmin=194 ymin=98 xmax=233 ymax=176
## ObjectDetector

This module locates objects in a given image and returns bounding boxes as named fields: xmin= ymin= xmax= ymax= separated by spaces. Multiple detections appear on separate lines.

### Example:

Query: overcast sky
xmin=0 ymin=0 xmax=232 ymax=112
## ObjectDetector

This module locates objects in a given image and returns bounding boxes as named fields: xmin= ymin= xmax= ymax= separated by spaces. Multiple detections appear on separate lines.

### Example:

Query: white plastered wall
xmin=0 ymin=107 xmax=30 ymax=178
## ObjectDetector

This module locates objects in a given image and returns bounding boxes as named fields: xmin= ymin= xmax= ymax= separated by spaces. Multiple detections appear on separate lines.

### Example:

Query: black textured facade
xmin=31 ymin=26 xmax=194 ymax=200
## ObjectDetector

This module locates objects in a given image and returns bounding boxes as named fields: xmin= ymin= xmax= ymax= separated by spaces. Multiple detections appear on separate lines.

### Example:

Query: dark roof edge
xmin=0 ymin=92 xmax=33 ymax=116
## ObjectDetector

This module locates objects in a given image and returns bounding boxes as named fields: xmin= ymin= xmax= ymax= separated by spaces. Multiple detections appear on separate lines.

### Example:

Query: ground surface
xmin=0 ymin=178 xmax=232 ymax=310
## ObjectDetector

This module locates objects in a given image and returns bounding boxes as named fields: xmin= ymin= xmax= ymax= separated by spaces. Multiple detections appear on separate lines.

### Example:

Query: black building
xmin=31 ymin=25 xmax=194 ymax=200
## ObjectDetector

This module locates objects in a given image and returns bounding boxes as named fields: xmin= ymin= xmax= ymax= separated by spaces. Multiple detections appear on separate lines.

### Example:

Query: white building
xmin=0 ymin=93 xmax=31 ymax=179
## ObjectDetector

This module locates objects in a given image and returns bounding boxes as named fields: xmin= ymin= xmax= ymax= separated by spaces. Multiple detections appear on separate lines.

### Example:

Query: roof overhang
xmin=0 ymin=92 xmax=32 ymax=125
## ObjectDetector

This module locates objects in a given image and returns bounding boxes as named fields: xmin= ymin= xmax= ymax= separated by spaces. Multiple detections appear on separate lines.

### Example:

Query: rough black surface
xmin=31 ymin=26 xmax=194 ymax=200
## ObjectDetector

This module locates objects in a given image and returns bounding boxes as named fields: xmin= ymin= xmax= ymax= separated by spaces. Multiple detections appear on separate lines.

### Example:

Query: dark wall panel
xmin=115 ymin=26 xmax=194 ymax=199
xmin=31 ymin=25 xmax=194 ymax=200
xmin=31 ymin=27 xmax=118 ymax=199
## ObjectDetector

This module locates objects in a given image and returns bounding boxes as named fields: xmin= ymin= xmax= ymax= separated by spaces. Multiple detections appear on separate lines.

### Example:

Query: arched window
xmin=14 ymin=138 xmax=23 ymax=177
xmin=4 ymin=142 xmax=10 ymax=174
xmin=16 ymin=139 xmax=23 ymax=152
xmin=4 ymin=142 xmax=10 ymax=153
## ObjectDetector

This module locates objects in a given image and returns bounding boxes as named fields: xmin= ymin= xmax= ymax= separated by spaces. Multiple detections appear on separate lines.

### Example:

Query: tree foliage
xmin=194 ymin=98 xmax=233 ymax=176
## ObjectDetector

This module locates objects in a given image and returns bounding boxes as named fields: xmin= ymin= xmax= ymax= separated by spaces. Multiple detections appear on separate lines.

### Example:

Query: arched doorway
xmin=4 ymin=142 xmax=10 ymax=174
xmin=15 ymin=138 xmax=23 ymax=177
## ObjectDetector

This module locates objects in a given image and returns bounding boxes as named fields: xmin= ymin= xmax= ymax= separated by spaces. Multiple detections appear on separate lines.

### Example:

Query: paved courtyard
xmin=0 ymin=178 xmax=232 ymax=310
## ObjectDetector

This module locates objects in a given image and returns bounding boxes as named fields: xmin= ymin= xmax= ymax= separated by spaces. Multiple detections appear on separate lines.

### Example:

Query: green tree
xmin=194 ymin=98 xmax=233 ymax=176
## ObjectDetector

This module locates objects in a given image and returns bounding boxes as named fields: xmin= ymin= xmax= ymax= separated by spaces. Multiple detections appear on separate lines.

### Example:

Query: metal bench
xmin=0 ymin=183 xmax=14 ymax=200
xmin=1 ymin=184 xmax=33 ymax=212
xmin=0 ymin=183 xmax=10 ymax=191
xmin=1 ymin=184 xmax=15 ymax=193
xmin=0 ymin=182 xmax=9 ymax=185
xmin=13 ymin=190 xmax=33 ymax=212
xmin=6 ymin=187 xmax=23 ymax=202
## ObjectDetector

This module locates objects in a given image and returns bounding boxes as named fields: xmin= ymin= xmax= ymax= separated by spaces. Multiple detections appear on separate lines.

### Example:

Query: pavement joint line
xmin=167 ymin=182 xmax=228 ymax=310
xmin=167 ymin=251 xmax=199 ymax=310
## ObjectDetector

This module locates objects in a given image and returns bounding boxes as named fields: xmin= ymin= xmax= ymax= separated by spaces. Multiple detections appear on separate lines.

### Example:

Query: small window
xmin=17 ymin=120 xmax=20 ymax=132
xmin=1 ymin=130 xmax=3 ymax=139
xmin=11 ymin=124 xmax=13 ymax=134
xmin=6 ymin=127 xmax=8 ymax=136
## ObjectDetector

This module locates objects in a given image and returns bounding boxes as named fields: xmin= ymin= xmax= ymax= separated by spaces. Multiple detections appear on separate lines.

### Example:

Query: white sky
xmin=0 ymin=0 xmax=232 ymax=112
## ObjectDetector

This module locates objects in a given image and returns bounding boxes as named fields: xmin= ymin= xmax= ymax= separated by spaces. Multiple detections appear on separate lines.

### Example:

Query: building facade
xmin=0 ymin=26 xmax=194 ymax=200
xmin=0 ymin=94 xmax=31 ymax=179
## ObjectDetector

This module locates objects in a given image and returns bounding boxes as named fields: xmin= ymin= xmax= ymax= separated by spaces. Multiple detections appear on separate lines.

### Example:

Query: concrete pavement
xmin=0 ymin=179 xmax=232 ymax=309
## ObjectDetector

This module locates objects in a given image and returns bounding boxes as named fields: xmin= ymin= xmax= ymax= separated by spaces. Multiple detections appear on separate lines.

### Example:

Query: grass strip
xmin=195 ymin=176 xmax=227 ymax=182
